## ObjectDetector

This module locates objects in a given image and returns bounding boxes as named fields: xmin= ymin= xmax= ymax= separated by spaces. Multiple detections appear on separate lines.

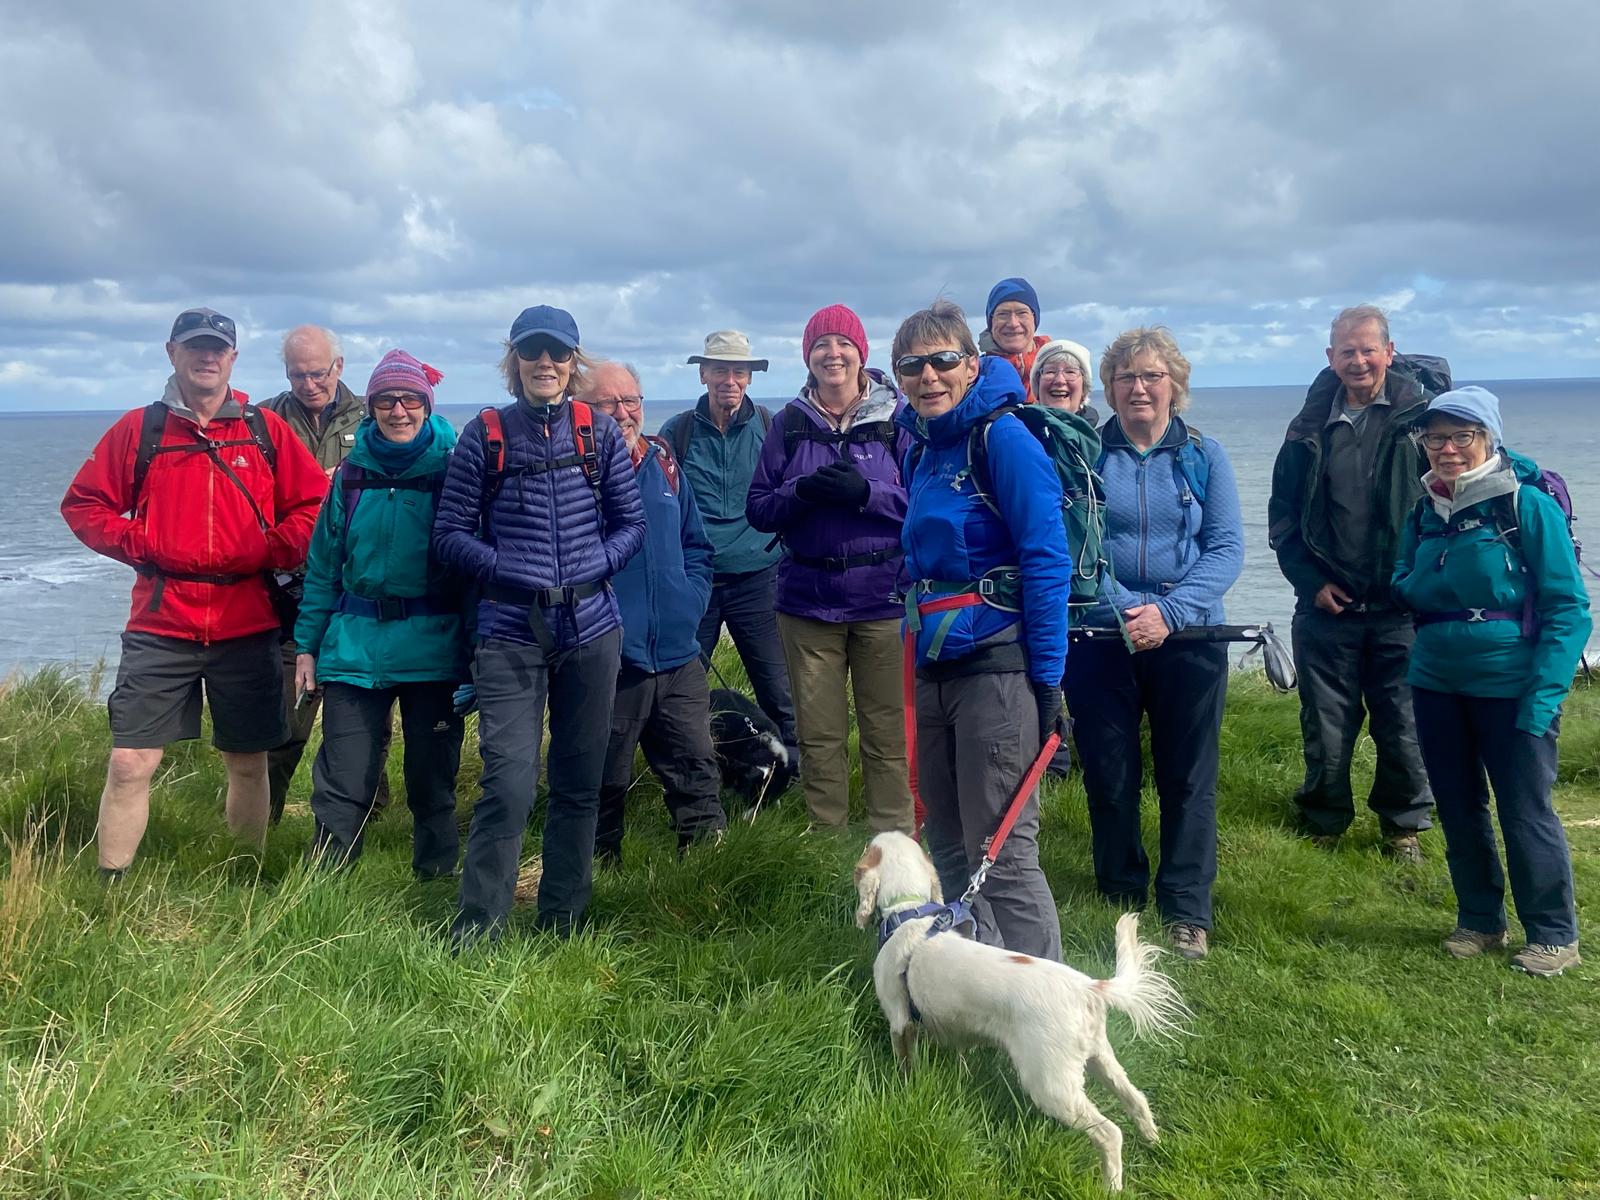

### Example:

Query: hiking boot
xmin=97 ymin=865 xmax=127 ymax=885
xmin=1382 ymin=834 xmax=1424 ymax=865
xmin=1308 ymin=834 xmax=1340 ymax=851
xmin=1510 ymin=942 xmax=1582 ymax=977
xmin=1168 ymin=923 xmax=1209 ymax=961
xmin=1442 ymin=926 xmax=1508 ymax=959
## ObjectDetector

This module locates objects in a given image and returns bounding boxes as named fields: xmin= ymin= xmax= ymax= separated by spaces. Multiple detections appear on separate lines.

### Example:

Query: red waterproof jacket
xmin=61 ymin=383 xmax=329 ymax=643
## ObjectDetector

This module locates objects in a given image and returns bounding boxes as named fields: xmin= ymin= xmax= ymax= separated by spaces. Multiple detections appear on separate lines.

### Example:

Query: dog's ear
xmin=853 ymin=842 xmax=883 ymax=929
xmin=923 ymin=849 xmax=943 ymax=905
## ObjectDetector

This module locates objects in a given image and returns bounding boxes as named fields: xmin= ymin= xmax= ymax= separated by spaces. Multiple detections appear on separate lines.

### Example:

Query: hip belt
xmin=137 ymin=564 xmax=257 ymax=612
xmin=785 ymin=546 xmax=902 ymax=572
xmin=1413 ymin=608 xmax=1521 ymax=626
xmin=335 ymin=593 xmax=453 ymax=621
xmin=485 ymin=580 xmax=609 ymax=654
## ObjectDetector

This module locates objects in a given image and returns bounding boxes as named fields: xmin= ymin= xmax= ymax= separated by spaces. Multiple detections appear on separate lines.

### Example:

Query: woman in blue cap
xmin=1392 ymin=385 xmax=1591 ymax=976
xmin=433 ymin=306 xmax=646 ymax=945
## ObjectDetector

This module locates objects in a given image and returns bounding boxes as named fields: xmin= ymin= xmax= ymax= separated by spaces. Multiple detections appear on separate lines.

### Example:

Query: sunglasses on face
xmin=515 ymin=337 xmax=575 ymax=363
xmin=894 ymin=350 xmax=968 ymax=377
xmin=371 ymin=393 xmax=426 ymax=411
xmin=172 ymin=311 xmax=236 ymax=342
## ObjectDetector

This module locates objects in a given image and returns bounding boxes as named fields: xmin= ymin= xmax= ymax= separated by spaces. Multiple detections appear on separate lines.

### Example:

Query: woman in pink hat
xmin=746 ymin=305 xmax=915 ymax=835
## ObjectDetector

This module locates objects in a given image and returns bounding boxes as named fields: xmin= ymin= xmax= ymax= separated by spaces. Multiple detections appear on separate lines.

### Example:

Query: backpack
xmin=477 ymin=401 xmax=601 ymax=530
xmin=641 ymin=435 xmax=681 ymax=494
xmin=337 ymin=461 xmax=447 ymax=539
xmin=779 ymin=404 xmax=897 ymax=457
xmin=910 ymin=404 xmax=1110 ymax=618
xmin=663 ymin=404 xmax=773 ymax=461
xmin=132 ymin=399 xmax=277 ymax=503
xmin=1096 ymin=425 xmax=1211 ymax=506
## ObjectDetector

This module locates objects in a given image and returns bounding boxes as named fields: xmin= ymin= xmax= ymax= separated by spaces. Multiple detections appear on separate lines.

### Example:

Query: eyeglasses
xmin=1415 ymin=429 xmax=1483 ymax=450
xmin=172 ymin=310 xmax=236 ymax=343
xmin=371 ymin=393 xmax=427 ymax=411
xmin=515 ymin=336 xmax=576 ymax=363
xmin=894 ymin=350 xmax=968 ymax=376
xmin=1038 ymin=363 xmax=1083 ymax=380
xmin=1112 ymin=371 xmax=1169 ymax=388
xmin=288 ymin=363 xmax=337 ymax=385
xmin=991 ymin=304 xmax=1033 ymax=325
xmin=591 ymin=394 xmax=643 ymax=411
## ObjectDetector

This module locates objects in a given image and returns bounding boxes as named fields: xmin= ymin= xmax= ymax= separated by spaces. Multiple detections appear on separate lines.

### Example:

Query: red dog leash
xmin=959 ymin=729 xmax=1061 ymax=905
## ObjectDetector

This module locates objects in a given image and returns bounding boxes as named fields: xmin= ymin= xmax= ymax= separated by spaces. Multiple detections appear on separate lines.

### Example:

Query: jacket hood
xmin=1423 ymin=449 xmax=1518 ymax=522
xmin=348 ymin=412 xmax=457 ymax=475
xmin=897 ymin=355 xmax=1025 ymax=448
xmin=799 ymin=366 xmax=901 ymax=427
xmin=160 ymin=376 xmax=247 ymax=423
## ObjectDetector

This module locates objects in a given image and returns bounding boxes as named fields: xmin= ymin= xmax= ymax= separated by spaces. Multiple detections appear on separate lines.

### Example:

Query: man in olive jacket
xmin=1267 ymin=305 xmax=1436 ymax=859
xmin=260 ymin=325 xmax=372 ymax=821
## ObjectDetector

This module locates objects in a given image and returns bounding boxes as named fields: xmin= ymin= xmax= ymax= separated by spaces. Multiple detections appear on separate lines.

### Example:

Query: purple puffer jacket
xmin=745 ymin=369 xmax=911 ymax=622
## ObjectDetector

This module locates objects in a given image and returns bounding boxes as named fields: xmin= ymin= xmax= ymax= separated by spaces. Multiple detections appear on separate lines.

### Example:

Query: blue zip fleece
xmin=898 ymin=357 xmax=1070 ymax=685
xmin=1392 ymin=449 xmax=1591 ymax=737
xmin=613 ymin=443 xmax=715 ymax=674
xmin=1087 ymin=415 xmax=1245 ymax=632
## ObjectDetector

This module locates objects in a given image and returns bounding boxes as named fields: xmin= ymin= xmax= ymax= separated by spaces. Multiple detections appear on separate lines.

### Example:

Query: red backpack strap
xmin=644 ymin=435 xmax=681 ymax=494
xmin=569 ymin=400 xmax=602 ymax=497
xmin=479 ymin=406 xmax=506 ymax=475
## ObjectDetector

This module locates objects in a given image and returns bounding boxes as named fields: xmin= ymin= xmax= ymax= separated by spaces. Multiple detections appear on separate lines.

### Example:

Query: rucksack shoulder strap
xmin=663 ymin=412 xmax=691 ymax=461
xmin=644 ymin=435 xmax=681 ymax=494
xmin=132 ymin=402 xmax=169 ymax=498
xmin=756 ymin=404 xmax=774 ymax=435
xmin=240 ymin=404 xmax=276 ymax=469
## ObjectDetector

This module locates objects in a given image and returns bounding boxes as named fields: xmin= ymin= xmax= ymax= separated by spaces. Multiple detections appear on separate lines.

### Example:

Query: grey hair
xmin=579 ymin=359 xmax=643 ymax=394
xmin=1100 ymin=326 xmax=1192 ymax=413
xmin=1330 ymin=304 xmax=1390 ymax=346
xmin=891 ymin=298 xmax=980 ymax=366
xmin=281 ymin=325 xmax=342 ymax=362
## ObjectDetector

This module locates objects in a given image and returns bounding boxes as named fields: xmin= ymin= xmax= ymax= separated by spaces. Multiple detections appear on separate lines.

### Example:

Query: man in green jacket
xmin=260 ymin=325 xmax=379 ymax=822
xmin=1267 ymin=305 xmax=1436 ymax=861
xmin=660 ymin=331 xmax=798 ymax=774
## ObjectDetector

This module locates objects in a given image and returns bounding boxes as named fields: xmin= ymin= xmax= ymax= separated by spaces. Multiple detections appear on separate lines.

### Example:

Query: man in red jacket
xmin=61 ymin=308 xmax=328 ymax=876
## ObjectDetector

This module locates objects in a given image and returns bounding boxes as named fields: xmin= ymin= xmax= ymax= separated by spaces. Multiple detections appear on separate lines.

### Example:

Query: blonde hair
xmin=1100 ymin=326 xmax=1192 ymax=413
xmin=498 ymin=341 xmax=592 ymax=403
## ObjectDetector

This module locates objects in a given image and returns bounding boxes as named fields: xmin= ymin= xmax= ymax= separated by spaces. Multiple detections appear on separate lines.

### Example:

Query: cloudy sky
xmin=3 ymin=0 xmax=1598 ymax=412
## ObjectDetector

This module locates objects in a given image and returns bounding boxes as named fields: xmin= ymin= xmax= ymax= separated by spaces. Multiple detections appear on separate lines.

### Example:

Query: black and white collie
xmin=708 ymin=688 xmax=792 ymax=809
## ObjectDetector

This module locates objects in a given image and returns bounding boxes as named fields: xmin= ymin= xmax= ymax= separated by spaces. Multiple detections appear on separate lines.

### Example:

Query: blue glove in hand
xmin=452 ymin=684 xmax=478 ymax=716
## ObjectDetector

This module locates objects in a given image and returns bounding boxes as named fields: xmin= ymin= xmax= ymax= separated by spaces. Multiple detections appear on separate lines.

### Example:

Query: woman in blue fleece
xmin=1392 ymin=386 xmax=1590 ymax=977
xmin=897 ymin=300 xmax=1071 ymax=962
xmin=1068 ymin=327 xmax=1244 ymax=961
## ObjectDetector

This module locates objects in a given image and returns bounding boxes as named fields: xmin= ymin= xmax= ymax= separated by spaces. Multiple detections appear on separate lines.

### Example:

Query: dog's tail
xmin=1096 ymin=913 xmax=1190 ymax=1040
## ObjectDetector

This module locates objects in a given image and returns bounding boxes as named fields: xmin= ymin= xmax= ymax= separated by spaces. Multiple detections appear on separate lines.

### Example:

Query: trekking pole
xmin=959 ymin=730 xmax=1061 ymax=905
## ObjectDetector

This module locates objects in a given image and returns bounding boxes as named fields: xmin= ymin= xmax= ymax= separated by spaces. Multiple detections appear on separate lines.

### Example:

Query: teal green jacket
xmin=1392 ymin=449 xmax=1591 ymax=736
xmin=294 ymin=415 xmax=466 ymax=688
xmin=659 ymin=396 xmax=779 ymax=575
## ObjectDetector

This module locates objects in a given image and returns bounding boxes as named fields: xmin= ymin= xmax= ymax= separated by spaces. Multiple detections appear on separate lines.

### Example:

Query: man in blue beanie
xmin=981 ymin=277 xmax=1048 ymax=402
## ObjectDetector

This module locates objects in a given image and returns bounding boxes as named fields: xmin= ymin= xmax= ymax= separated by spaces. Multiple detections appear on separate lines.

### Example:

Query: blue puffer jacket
xmin=1087 ymin=415 xmax=1244 ymax=632
xmin=614 ymin=441 xmax=715 ymax=674
xmin=899 ymin=357 xmax=1070 ymax=685
xmin=433 ymin=398 xmax=646 ymax=649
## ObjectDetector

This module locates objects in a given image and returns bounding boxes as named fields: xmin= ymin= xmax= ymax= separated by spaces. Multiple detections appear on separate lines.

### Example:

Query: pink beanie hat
xmin=802 ymin=304 xmax=868 ymax=365
xmin=366 ymin=349 xmax=443 ymax=412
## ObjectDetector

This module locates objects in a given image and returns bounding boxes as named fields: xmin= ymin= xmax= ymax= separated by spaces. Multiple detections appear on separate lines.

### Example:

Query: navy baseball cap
xmin=170 ymin=308 xmax=237 ymax=348
xmin=509 ymin=305 xmax=580 ymax=349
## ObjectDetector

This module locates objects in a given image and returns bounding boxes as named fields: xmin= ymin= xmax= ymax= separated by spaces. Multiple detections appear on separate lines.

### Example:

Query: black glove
xmin=1031 ymin=682 xmax=1064 ymax=745
xmin=795 ymin=460 xmax=870 ymax=507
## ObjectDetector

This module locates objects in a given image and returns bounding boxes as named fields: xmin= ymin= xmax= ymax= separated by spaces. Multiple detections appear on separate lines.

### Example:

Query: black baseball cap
xmin=170 ymin=308 xmax=237 ymax=348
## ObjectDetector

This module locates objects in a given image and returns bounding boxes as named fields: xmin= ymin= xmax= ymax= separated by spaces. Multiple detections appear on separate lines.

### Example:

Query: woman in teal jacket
xmin=294 ymin=351 xmax=466 ymax=874
xmin=1392 ymin=386 xmax=1591 ymax=976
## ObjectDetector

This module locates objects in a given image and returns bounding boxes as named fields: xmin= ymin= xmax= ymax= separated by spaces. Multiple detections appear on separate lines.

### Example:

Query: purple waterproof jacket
xmin=745 ymin=368 xmax=911 ymax=622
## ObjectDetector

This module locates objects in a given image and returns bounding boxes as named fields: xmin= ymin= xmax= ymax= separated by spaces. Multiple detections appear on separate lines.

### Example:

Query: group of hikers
xmin=60 ymin=284 xmax=1592 ymax=975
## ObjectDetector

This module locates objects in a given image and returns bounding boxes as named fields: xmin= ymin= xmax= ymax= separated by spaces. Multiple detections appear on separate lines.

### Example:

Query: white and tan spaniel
xmin=853 ymin=831 xmax=1188 ymax=1192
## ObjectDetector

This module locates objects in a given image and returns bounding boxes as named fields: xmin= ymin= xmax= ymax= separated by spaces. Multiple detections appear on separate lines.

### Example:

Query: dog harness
xmin=879 ymin=899 xmax=978 ymax=1024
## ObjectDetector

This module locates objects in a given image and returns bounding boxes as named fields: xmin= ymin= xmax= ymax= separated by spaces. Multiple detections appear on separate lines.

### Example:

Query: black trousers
xmin=1412 ymin=688 xmax=1577 ymax=945
xmin=696 ymin=566 xmax=799 ymax=760
xmin=1291 ymin=607 xmax=1433 ymax=836
xmin=596 ymin=658 xmax=727 ymax=858
xmin=454 ymin=630 xmax=620 ymax=940
xmin=1066 ymin=638 xmax=1227 ymax=929
xmin=308 ymin=680 xmax=462 ymax=876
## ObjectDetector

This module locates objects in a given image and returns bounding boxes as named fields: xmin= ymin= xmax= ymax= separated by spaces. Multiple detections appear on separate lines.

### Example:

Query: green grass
xmin=1 ymin=660 xmax=1597 ymax=1198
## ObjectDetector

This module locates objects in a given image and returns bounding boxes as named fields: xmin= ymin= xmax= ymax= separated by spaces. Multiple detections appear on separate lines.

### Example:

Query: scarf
xmin=360 ymin=414 xmax=436 ymax=475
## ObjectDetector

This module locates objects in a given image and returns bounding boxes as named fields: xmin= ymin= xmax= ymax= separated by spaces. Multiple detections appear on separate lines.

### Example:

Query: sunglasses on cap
xmin=894 ymin=350 xmax=968 ymax=377
xmin=171 ymin=310 xmax=236 ymax=343
xmin=371 ymin=392 xmax=427 ymax=411
xmin=515 ymin=336 xmax=576 ymax=363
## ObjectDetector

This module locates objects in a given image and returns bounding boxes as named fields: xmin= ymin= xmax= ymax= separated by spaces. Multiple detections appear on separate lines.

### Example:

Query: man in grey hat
xmin=660 ymin=332 xmax=799 ymax=778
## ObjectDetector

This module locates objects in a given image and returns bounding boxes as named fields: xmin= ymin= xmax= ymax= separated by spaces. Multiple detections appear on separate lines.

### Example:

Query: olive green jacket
xmin=261 ymin=381 xmax=364 ymax=472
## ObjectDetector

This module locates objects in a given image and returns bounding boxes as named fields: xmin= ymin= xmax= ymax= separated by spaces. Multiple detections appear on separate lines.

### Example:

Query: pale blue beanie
xmin=1424 ymin=385 xmax=1503 ymax=449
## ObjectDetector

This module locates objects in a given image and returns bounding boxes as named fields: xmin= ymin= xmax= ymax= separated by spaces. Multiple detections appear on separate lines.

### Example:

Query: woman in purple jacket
xmin=746 ymin=305 xmax=915 ymax=835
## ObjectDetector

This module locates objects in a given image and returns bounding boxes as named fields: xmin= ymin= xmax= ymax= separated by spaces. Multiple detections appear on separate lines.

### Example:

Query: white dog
xmin=853 ymin=831 xmax=1188 ymax=1192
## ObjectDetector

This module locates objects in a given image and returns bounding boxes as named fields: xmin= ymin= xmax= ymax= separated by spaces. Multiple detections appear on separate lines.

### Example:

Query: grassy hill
xmin=1 ymin=662 xmax=1596 ymax=1198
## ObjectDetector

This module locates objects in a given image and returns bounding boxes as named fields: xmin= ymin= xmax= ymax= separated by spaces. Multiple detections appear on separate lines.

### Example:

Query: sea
xmin=6 ymin=378 xmax=1598 ymax=681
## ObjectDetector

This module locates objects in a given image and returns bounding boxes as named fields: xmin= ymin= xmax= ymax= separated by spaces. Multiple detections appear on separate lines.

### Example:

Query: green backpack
xmin=956 ymin=404 xmax=1110 ymax=621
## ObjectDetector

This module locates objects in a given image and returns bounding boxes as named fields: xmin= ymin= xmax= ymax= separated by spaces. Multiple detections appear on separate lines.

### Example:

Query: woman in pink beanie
xmin=745 ymin=306 xmax=916 ymax=836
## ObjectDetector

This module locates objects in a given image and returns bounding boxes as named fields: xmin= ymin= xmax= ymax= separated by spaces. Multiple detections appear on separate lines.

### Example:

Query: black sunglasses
xmin=515 ymin=336 xmax=576 ymax=364
xmin=172 ymin=310 xmax=236 ymax=342
xmin=371 ymin=393 xmax=427 ymax=411
xmin=894 ymin=350 xmax=968 ymax=377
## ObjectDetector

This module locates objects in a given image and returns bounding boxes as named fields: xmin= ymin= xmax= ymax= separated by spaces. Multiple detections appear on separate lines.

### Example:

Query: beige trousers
xmin=776 ymin=612 xmax=914 ymax=834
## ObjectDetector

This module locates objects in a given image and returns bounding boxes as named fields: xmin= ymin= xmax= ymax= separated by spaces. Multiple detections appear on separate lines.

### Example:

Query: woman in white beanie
xmin=1030 ymin=339 xmax=1100 ymax=428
